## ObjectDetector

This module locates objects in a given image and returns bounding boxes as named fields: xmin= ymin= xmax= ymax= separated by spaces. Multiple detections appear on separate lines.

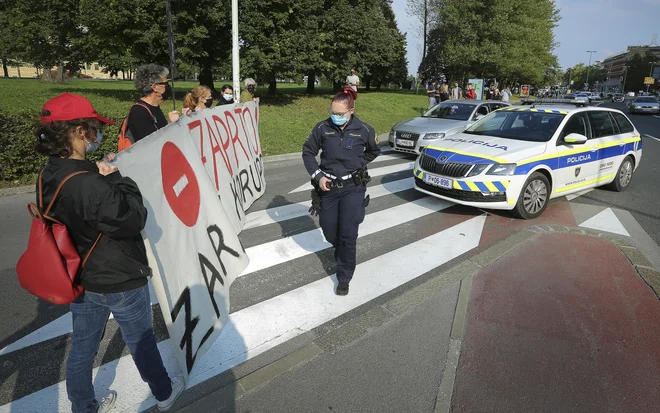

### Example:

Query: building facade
xmin=3 ymin=62 xmax=123 ymax=79
xmin=601 ymin=45 xmax=660 ymax=93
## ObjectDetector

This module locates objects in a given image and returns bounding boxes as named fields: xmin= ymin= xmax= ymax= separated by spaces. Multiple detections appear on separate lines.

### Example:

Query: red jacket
xmin=466 ymin=89 xmax=476 ymax=100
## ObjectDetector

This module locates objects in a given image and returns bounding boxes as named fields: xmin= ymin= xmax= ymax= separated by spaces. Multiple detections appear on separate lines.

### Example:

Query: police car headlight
xmin=486 ymin=163 xmax=516 ymax=176
xmin=423 ymin=133 xmax=445 ymax=140
xmin=466 ymin=164 xmax=489 ymax=177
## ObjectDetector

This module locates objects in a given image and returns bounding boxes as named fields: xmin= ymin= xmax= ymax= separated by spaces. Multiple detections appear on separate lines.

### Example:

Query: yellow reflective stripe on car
xmin=465 ymin=181 xmax=480 ymax=191
xmin=424 ymin=146 xmax=509 ymax=164
xmin=518 ymin=136 xmax=642 ymax=167
xmin=484 ymin=181 xmax=498 ymax=192
xmin=554 ymin=174 xmax=616 ymax=193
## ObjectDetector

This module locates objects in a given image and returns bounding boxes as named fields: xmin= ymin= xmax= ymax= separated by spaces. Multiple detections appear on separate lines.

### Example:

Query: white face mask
xmin=223 ymin=94 xmax=233 ymax=101
xmin=86 ymin=130 xmax=102 ymax=153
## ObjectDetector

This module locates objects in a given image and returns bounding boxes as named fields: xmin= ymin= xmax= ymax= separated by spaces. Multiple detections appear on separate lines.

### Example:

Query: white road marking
xmin=643 ymin=134 xmax=660 ymax=142
xmin=579 ymin=208 xmax=630 ymax=237
xmin=370 ymin=153 xmax=411 ymax=163
xmin=289 ymin=162 xmax=415 ymax=194
xmin=565 ymin=188 xmax=594 ymax=201
xmin=242 ymin=196 xmax=453 ymax=276
xmin=244 ymin=178 xmax=415 ymax=230
xmin=0 ymin=215 xmax=485 ymax=413
xmin=172 ymin=174 xmax=189 ymax=197
xmin=653 ymin=115 xmax=660 ymax=120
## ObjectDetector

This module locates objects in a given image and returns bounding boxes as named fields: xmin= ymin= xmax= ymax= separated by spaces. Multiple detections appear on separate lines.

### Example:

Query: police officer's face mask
xmin=330 ymin=108 xmax=352 ymax=126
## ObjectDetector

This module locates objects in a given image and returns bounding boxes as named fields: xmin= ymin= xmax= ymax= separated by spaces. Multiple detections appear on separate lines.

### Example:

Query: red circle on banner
xmin=161 ymin=141 xmax=201 ymax=227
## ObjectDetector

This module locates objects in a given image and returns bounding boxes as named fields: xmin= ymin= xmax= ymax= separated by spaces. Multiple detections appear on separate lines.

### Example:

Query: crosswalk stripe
xmin=242 ymin=196 xmax=453 ymax=275
xmin=370 ymin=153 xmax=411 ymax=163
xmin=0 ymin=214 xmax=485 ymax=413
xmin=244 ymin=178 xmax=415 ymax=230
xmin=288 ymin=162 xmax=415 ymax=194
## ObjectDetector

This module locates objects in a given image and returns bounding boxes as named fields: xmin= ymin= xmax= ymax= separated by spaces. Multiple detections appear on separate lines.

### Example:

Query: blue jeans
xmin=67 ymin=284 xmax=172 ymax=413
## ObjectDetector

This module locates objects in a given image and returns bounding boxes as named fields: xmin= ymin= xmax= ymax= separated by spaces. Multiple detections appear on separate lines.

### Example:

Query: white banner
xmin=186 ymin=101 xmax=264 ymax=233
xmin=115 ymin=103 xmax=261 ymax=379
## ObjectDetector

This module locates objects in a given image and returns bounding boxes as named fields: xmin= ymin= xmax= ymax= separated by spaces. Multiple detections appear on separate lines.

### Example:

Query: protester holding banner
xmin=126 ymin=64 xmax=179 ymax=143
xmin=217 ymin=84 xmax=235 ymax=106
xmin=240 ymin=78 xmax=259 ymax=103
xmin=302 ymin=88 xmax=380 ymax=296
xmin=33 ymin=93 xmax=185 ymax=413
xmin=182 ymin=85 xmax=213 ymax=115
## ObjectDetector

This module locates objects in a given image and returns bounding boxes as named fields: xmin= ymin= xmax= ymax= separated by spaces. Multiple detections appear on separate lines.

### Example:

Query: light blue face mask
xmin=223 ymin=94 xmax=234 ymax=101
xmin=86 ymin=130 xmax=102 ymax=153
xmin=330 ymin=114 xmax=348 ymax=126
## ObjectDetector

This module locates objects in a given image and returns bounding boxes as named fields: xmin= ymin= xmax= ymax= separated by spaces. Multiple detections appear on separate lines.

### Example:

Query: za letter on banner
xmin=186 ymin=101 xmax=265 ymax=233
xmin=115 ymin=120 xmax=249 ymax=380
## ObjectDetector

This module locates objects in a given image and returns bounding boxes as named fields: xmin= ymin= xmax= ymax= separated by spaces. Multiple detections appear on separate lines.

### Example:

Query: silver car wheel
xmin=619 ymin=159 xmax=632 ymax=187
xmin=523 ymin=179 xmax=548 ymax=214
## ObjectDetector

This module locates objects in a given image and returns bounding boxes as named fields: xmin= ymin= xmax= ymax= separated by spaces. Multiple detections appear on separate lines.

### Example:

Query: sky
xmin=390 ymin=0 xmax=660 ymax=76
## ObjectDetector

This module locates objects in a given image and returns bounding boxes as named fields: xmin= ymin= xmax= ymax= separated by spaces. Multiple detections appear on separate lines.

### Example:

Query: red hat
xmin=40 ymin=93 xmax=115 ymax=125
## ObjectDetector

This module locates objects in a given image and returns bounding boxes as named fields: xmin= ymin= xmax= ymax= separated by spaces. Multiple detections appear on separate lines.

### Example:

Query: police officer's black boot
xmin=336 ymin=282 xmax=349 ymax=296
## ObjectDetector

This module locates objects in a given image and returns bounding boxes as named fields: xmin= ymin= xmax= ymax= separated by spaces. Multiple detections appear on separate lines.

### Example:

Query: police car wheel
xmin=608 ymin=156 xmax=634 ymax=192
xmin=513 ymin=172 xmax=550 ymax=220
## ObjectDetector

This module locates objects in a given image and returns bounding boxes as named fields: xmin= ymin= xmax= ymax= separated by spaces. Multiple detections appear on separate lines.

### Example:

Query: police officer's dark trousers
xmin=319 ymin=182 xmax=368 ymax=284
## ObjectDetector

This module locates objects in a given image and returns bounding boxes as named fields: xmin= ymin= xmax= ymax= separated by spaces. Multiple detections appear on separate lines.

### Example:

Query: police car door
xmin=596 ymin=111 xmax=637 ymax=180
xmin=555 ymin=112 xmax=600 ymax=192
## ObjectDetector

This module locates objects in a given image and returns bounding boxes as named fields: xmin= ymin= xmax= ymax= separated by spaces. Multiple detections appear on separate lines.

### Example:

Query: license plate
xmin=424 ymin=173 xmax=453 ymax=189
xmin=396 ymin=139 xmax=415 ymax=147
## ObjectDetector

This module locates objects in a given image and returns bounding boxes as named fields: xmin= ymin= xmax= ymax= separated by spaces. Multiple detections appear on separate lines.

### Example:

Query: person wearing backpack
xmin=118 ymin=64 xmax=179 ymax=151
xmin=33 ymin=93 xmax=185 ymax=413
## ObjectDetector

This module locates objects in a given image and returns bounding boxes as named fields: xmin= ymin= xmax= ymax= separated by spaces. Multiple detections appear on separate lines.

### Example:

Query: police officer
xmin=302 ymin=88 xmax=381 ymax=296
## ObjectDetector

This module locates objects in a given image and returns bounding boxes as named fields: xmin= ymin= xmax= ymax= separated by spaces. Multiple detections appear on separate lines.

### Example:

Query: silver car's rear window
xmin=422 ymin=103 xmax=476 ymax=121
xmin=464 ymin=110 xmax=565 ymax=142
xmin=635 ymin=97 xmax=658 ymax=103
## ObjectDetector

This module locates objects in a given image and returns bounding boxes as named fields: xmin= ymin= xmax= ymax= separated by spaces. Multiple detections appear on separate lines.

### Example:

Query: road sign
xmin=644 ymin=77 xmax=655 ymax=85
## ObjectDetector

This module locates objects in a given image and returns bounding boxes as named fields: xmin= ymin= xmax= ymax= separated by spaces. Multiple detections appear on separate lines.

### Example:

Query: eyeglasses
xmin=329 ymin=109 xmax=352 ymax=116
xmin=154 ymin=80 xmax=170 ymax=86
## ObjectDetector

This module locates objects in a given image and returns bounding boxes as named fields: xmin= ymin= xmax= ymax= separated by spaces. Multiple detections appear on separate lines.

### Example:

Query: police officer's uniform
xmin=302 ymin=115 xmax=381 ymax=294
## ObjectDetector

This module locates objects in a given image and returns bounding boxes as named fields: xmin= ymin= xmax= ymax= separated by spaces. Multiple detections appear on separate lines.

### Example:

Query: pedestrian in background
xmin=451 ymin=82 xmax=463 ymax=99
xmin=34 ymin=93 xmax=185 ymax=413
xmin=465 ymin=84 xmax=476 ymax=100
xmin=240 ymin=78 xmax=259 ymax=104
xmin=302 ymin=88 xmax=380 ymax=296
xmin=217 ymin=84 xmax=235 ymax=106
xmin=125 ymin=64 xmax=179 ymax=144
xmin=426 ymin=80 xmax=438 ymax=108
xmin=346 ymin=68 xmax=361 ymax=93
xmin=440 ymin=82 xmax=449 ymax=102
xmin=182 ymin=85 xmax=213 ymax=115
xmin=501 ymin=85 xmax=512 ymax=103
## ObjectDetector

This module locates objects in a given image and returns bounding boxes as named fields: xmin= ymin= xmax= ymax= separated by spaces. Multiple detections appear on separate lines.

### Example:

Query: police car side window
xmin=610 ymin=112 xmax=635 ymax=133
xmin=559 ymin=113 xmax=589 ymax=144
xmin=587 ymin=111 xmax=616 ymax=138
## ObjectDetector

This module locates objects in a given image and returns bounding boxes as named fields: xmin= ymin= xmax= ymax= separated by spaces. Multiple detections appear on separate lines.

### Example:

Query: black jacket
xmin=302 ymin=115 xmax=381 ymax=181
xmin=126 ymin=100 xmax=168 ymax=143
xmin=216 ymin=96 xmax=235 ymax=106
xmin=38 ymin=157 xmax=151 ymax=293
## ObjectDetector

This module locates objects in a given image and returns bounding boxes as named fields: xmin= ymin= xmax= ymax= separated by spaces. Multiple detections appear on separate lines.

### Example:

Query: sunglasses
xmin=154 ymin=80 xmax=170 ymax=86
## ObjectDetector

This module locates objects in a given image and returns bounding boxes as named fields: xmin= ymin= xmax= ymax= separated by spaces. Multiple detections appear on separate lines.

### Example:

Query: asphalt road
xmin=0 ymin=105 xmax=658 ymax=412
xmin=576 ymin=101 xmax=660 ymax=244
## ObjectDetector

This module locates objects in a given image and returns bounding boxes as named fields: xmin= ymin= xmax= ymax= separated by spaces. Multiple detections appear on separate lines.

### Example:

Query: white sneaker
xmin=98 ymin=391 xmax=117 ymax=413
xmin=157 ymin=376 xmax=185 ymax=411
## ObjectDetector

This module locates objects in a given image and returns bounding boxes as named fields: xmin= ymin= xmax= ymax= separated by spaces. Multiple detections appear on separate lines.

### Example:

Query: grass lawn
xmin=0 ymin=78 xmax=427 ymax=158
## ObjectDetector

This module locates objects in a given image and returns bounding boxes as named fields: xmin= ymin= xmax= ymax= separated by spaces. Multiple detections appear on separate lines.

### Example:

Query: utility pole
xmin=647 ymin=61 xmax=657 ymax=94
xmin=622 ymin=65 xmax=629 ymax=95
xmin=585 ymin=50 xmax=597 ymax=90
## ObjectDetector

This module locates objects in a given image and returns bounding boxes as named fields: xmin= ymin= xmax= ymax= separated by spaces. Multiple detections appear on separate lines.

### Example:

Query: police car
xmin=413 ymin=104 xmax=642 ymax=219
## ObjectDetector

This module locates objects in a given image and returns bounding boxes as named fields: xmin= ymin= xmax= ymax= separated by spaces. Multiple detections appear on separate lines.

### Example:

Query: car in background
xmin=388 ymin=100 xmax=511 ymax=154
xmin=563 ymin=93 xmax=589 ymax=106
xmin=413 ymin=105 xmax=642 ymax=219
xmin=611 ymin=93 xmax=624 ymax=102
xmin=628 ymin=96 xmax=660 ymax=114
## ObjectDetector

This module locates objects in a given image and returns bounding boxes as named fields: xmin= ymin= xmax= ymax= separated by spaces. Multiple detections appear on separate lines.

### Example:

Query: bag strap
xmin=123 ymin=103 xmax=158 ymax=143
xmin=43 ymin=171 xmax=89 ymax=217
xmin=81 ymin=233 xmax=102 ymax=269
xmin=133 ymin=102 xmax=158 ymax=130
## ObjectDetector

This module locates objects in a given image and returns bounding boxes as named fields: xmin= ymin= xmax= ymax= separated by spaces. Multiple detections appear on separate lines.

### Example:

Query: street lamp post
xmin=647 ymin=61 xmax=657 ymax=94
xmin=585 ymin=50 xmax=597 ymax=90
xmin=622 ymin=65 xmax=629 ymax=95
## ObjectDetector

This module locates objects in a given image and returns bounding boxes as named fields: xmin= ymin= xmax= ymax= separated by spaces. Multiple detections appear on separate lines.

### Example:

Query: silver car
xmin=628 ymin=96 xmax=660 ymax=114
xmin=388 ymin=100 xmax=511 ymax=154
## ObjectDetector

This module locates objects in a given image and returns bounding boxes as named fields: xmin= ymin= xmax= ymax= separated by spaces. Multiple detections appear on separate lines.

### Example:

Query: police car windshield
xmin=422 ymin=103 xmax=475 ymax=121
xmin=463 ymin=110 xmax=565 ymax=142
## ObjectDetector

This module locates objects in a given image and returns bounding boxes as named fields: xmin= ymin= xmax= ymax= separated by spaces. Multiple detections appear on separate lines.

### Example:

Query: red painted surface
xmin=453 ymin=233 xmax=660 ymax=413
xmin=161 ymin=141 xmax=201 ymax=227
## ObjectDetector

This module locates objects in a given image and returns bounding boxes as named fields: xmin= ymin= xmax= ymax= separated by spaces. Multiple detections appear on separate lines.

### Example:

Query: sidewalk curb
xmin=0 ymin=134 xmax=392 ymax=197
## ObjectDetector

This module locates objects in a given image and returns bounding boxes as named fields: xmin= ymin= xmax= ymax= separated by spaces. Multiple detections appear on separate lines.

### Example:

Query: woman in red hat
xmin=34 ymin=93 xmax=184 ymax=413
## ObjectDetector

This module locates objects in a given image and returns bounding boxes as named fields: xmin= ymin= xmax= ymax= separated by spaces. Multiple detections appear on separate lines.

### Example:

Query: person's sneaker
xmin=336 ymin=282 xmax=349 ymax=296
xmin=98 ymin=391 xmax=117 ymax=413
xmin=157 ymin=376 xmax=185 ymax=412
